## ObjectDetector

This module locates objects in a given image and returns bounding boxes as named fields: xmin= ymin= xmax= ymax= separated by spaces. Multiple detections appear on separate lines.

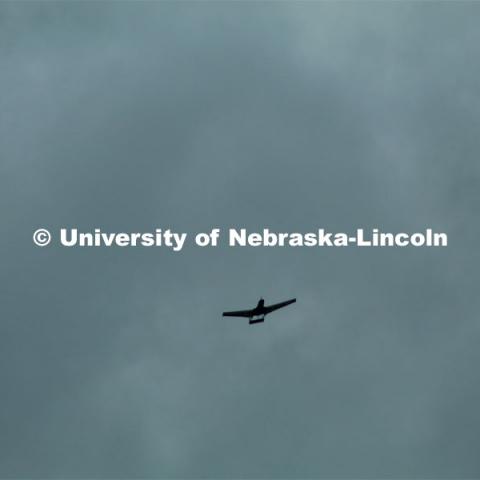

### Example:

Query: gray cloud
xmin=1 ymin=2 xmax=480 ymax=477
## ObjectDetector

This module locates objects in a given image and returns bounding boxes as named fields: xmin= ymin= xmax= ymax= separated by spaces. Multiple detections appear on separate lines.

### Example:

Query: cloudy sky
xmin=1 ymin=2 xmax=480 ymax=478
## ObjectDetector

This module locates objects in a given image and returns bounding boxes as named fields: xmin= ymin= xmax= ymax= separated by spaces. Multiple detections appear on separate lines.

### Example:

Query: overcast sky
xmin=1 ymin=2 xmax=480 ymax=478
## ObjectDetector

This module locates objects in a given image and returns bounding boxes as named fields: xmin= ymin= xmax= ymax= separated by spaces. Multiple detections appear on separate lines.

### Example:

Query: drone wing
xmin=264 ymin=298 xmax=296 ymax=314
xmin=222 ymin=309 xmax=254 ymax=318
